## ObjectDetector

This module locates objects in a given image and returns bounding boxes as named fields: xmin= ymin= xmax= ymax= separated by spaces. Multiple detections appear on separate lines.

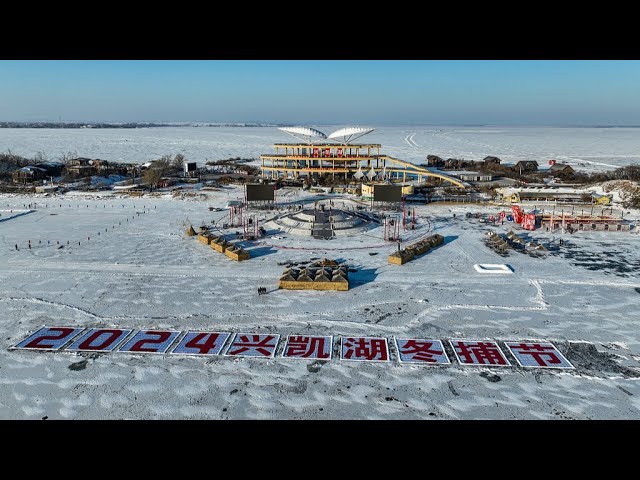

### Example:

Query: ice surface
xmin=1 ymin=188 xmax=639 ymax=419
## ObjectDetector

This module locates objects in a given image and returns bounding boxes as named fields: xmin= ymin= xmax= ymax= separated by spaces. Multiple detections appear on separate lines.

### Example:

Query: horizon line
xmin=2 ymin=121 xmax=640 ymax=128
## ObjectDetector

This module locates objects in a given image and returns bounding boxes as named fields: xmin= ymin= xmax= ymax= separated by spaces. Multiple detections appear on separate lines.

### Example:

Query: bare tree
xmin=34 ymin=151 xmax=47 ymax=163
xmin=580 ymin=193 xmax=592 ymax=204
xmin=143 ymin=168 xmax=162 ymax=190
xmin=172 ymin=153 xmax=186 ymax=170
xmin=59 ymin=151 xmax=78 ymax=164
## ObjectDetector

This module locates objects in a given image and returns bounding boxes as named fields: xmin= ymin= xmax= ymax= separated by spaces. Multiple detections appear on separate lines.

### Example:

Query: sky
xmin=1 ymin=60 xmax=639 ymax=126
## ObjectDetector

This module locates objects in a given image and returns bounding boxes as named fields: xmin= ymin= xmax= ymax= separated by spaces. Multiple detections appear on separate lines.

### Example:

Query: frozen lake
xmin=1 ymin=126 xmax=639 ymax=171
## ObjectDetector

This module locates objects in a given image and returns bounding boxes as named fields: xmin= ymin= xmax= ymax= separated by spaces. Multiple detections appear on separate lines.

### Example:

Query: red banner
xmin=523 ymin=214 xmax=536 ymax=230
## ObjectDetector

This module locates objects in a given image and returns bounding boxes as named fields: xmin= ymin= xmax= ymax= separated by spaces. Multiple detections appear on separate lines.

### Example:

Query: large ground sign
xmin=11 ymin=326 xmax=581 ymax=372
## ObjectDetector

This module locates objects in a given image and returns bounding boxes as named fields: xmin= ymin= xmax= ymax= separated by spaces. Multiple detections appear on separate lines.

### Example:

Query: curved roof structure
xmin=278 ymin=126 xmax=327 ymax=143
xmin=328 ymin=127 xmax=375 ymax=144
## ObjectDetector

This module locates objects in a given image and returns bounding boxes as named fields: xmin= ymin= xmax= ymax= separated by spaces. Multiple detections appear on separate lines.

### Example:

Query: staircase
xmin=312 ymin=210 xmax=334 ymax=239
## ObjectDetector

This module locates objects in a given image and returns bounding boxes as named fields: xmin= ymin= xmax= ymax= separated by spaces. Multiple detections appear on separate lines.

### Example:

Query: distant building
xmin=12 ymin=166 xmax=47 ymax=183
xmin=426 ymin=155 xmax=445 ymax=167
xmin=512 ymin=160 xmax=539 ymax=173
xmin=483 ymin=156 xmax=502 ymax=165
xmin=331 ymin=184 xmax=362 ymax=195
xmin=549 ymin=163 xmax=575 ymax=175
xmin=592 ymin=193 xmax=613 ymax=206
xmin=35 ymin=185 xmax=59 ymax=193
xmin=65 ymin=158 xmax=132 ymax=177
xmin=66 ymin=158 xmax=98 ymax=176
xmin=496 ymin=186 xmax=591 ymax=203
xmin=36 ymin=162 xmax=64 ymax=176
xmin=157 ymin=178 xmax=177 ymax=189
xmin=12 ymin=162 xmax=64 ymax=184
xmin=361 ymin=183 xmax=414 ymax=199
xmin=184 ymin=162 xmax=198 ymax=178
xmin=447 ymin=170 xmax=493 ymax=182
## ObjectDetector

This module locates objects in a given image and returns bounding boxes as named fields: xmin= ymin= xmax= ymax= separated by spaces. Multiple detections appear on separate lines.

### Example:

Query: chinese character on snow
xmin=505 ymin=342 xmax=574 ymax=369
xmin=341 ymin=337 xmax=389 ymax=361
xmin=225 ymin=334 xmax=279 ymax=358
xmin=396 ymin=338 xmax=449 ymax=364
xmin=451 ymin=340 xmax=510 ymax=366
xmin=283 ymin=336 xmax=332 ymax=359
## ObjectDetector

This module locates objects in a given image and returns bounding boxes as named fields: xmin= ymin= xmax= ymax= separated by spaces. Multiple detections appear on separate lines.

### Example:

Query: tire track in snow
xmin=404 ymin=133 xmax=420 ymax=148
xmin=0 ymin=296 xmax=102 ymax=320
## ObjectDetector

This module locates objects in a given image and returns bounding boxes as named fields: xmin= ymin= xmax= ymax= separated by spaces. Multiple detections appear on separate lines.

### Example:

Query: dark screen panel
xmin=373 ymin=185 xmax=402 ymax=202
xmin=246 ymin=184 xmax=275 ymax=201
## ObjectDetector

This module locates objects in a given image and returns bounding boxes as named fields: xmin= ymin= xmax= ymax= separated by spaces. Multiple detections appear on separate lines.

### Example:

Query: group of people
xmin=257 ymin=287 xmax=267 ymax=295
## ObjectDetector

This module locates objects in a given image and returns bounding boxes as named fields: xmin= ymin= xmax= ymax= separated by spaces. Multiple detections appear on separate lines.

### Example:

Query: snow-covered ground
xmin=1 ymin=188 xmax=640 ymax=419
xmin=1 ymin=126 xmax=640 ymax=172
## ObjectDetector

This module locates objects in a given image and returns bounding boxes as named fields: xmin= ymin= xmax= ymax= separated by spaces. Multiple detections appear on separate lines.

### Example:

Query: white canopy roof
xmin=327 ymin=127 xmax=375 ymax=144
xmin=278 ymin=126 xmax=327 ymax=143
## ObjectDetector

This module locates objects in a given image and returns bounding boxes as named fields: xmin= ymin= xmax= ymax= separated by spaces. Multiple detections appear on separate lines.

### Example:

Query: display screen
xmin=246 ymin=183 xmax=275 ymax=201
xmin=373 ymin=185 xmax=402 ymax=202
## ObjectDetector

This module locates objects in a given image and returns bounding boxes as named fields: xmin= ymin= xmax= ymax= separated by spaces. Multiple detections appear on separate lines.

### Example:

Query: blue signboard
xmin=119 ymin=330 xmax=181 ymax=354
xmin=170 ymin=331 xmax=231 ymax=356
xmin=13 ymin=327 xmax=84 ymax=351
xmin=66 ymin=328 xmax=131 ymax=352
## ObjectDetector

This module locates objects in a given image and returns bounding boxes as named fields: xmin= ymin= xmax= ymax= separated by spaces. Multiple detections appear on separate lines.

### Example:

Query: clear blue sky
xmin=1 ymin=60 xmax=639 ymax=125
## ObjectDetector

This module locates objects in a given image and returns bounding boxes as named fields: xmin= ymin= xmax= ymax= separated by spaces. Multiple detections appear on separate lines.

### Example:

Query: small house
xmin=483 ymin=156 xmax=502 ymax=165
xmin=426 ymin=155 xmax=445 ymax=167
xmin=549 ymin=163 xmax=575 ymax=175
xmin=447 ymin=170 xmax=493 ymax=182
xmin=12 ymin=166 xmax=47 ymax=183
xmin=512 ymin=160 xmax=539 ymax=173
xmin=592 ymin=193 xmax=613 ymax=206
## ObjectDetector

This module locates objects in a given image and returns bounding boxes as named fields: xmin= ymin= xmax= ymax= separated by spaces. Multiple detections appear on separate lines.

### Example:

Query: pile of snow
xmin=586 ymin=180 xmax=640 ymax=204
xmin=474 ymin=264 xmax=513 ymax=274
